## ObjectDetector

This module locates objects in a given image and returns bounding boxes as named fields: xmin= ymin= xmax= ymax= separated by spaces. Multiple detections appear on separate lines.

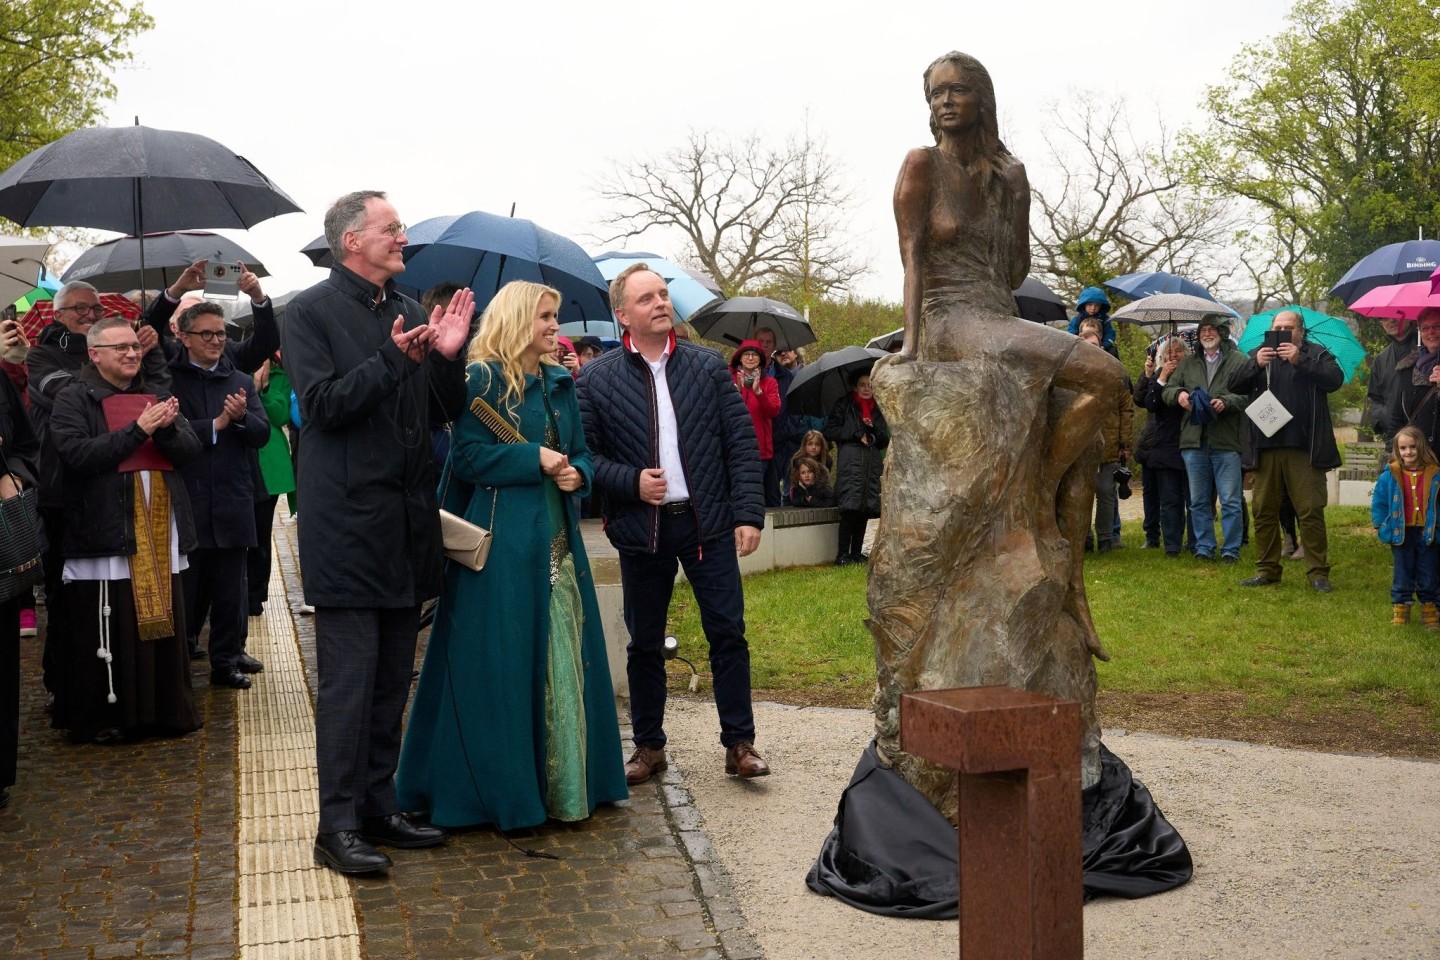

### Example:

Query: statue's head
xmin=923 ymin=52 xmax=1000 ymax=149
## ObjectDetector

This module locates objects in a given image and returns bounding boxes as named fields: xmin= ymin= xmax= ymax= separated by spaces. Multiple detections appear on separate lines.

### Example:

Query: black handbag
xmin=0 ymin=455 xmax=43 ymax=604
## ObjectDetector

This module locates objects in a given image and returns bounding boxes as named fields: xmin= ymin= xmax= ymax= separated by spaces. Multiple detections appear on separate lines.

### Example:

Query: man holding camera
xmin=1237 ymin=309 xmax=1343 ymax=591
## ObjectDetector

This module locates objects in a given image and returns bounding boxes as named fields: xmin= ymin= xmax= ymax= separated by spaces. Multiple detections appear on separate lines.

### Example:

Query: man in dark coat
xmin=27 ymin=281 xmax=170 ymax=695
xmin=1369 ymin=316 xmax=1416 ymax=447
xmin=169 ymin=301 xmax=270 ymax=688
xmin=1236 ymin=309 xmax=1343 ymax=591
xmin=49 ymin=317 xmax=203 ymax=745
xmin=282 ymin=190 xmax=472 ymax=875
xmin=578 ymin=263 xmax=770 ymax=786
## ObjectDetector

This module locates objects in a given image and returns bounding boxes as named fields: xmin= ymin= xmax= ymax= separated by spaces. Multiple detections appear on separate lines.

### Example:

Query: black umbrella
xmin=865 ymin=327 xmax=904 ymax=351
xmin=62 ymin=231 xmax=269 ymax=292
xmin=0 ymin=123 xmax=300 ymax=294
xmin=786 ymin=346 xmax=887 ymax=418
xmin=301 ymin=234 xmax=333 ymax=268
xmin=1013 ymin=276 xmax=1067 ymax=324
xmin=231 ymin=288 xmax=301 ymax=330
xmin=688 ymin=296 xmax=814 ymax=351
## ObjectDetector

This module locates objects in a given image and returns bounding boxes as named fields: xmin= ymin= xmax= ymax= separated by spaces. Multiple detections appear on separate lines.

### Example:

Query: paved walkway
xmin=0 ymin=516 xmax=762 ymax=960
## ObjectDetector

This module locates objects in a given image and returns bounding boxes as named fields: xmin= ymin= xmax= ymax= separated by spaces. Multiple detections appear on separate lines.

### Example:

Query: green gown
xmin=396 ymin=362 xmax=627 ymax=829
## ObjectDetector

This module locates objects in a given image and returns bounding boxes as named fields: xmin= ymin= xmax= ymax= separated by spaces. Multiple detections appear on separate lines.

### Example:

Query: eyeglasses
xmin=1420 ymin=325 xmax=1440 ymax=335
xmin=93 ymin=343 xmax=144 ymax=355
xmin=357 ymin=221 xmax=407 ymax=239
xmin=58 ymin=303 xmax=103 ymax=316
xmin=184 ymin=329 xmax=228 ymax=343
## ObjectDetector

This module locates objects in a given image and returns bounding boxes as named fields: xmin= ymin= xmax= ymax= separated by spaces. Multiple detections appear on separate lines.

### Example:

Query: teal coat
xmin=256 ymin=365 xmax=296 ymax=497
xmin=396 ymin=361 xmax=627 ymax=829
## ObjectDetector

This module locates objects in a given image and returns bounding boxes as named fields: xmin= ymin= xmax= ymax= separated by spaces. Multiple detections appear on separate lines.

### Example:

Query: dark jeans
xmin=1141 ymin=462 xmax=1160 ymax=545
xmin=1391 ymin=527 xmax=1439 ymax=604
xmin=314 ymin=605 xmax=419 ymax=832
xmin=619 ymin=513 xmax=754 ymax=750
xmin=761 ymin=456 xmax=784 ymax=508
xmin=182 ymin=547 xmax=248 ymax=671
xmin=837 ymin=510 xmax=869 ymax=558
xmin=771 ymin=435 xmax=800 ymax=505
xmin=1152 ymin=466 xmax=1188 ymax=555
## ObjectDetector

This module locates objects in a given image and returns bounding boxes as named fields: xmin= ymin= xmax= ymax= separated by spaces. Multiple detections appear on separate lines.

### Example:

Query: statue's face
xmin=927 ymin=62 xmax=979 ymax=135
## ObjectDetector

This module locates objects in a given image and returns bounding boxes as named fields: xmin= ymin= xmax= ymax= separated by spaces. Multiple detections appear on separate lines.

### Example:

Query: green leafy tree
xmin=0 ymin=1 xmax=154 ymax=173
xmin=1181 ymin=0 xmax=1440 ymax=304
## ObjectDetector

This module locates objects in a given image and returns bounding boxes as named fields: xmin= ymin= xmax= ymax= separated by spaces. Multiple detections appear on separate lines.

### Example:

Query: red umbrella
xmin=20 ymin=293 xmax=140 ymax=344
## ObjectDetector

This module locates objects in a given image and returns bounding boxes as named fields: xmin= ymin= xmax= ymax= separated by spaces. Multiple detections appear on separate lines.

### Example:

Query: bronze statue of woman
xmin=868 ymin=51 xmax=1128 ymax=811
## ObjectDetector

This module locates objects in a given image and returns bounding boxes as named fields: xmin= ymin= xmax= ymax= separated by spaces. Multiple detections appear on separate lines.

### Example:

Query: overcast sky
xmin=84 ymin=0 xmax=1297 ymax=307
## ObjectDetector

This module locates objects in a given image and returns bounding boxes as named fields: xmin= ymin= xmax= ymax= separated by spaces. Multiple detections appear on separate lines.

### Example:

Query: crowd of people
xmin=0 ymin=177 xmax=1420 ymax=875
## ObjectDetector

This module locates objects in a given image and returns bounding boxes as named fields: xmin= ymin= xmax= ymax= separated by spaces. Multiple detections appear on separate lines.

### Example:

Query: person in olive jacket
xmin=1162 ymin=317 xmax=1254 ymax=563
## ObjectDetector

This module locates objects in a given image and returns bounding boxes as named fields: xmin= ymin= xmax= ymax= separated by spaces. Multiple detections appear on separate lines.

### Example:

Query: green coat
xmin=396 ymin=362 xmax=627 ymax=829
xmin=1161 ymin=343 xmax=1256 ymax=453
xmin=256 ymin=365 xmax=295 ymax=497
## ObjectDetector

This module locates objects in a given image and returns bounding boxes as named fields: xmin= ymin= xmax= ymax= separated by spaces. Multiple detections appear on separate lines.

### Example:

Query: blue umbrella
xmin=396 ymin=211 xmax=611 ymax=328
xmin=299 ymin=217 xmax=455 ymax=270
xmin=593 ymin=251 xmax=722 ymax=320
xmin=1235 ymin=305 xmax=1366 ymax=384
xmin=1104 ymin=271 xmax=1219 ymax=302
xmin=1328 ymin=239 xmax=1440 ymax=306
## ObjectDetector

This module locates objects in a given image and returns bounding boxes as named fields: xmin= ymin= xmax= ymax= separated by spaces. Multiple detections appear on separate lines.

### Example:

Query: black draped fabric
xmin=806 ymin=741 xmax=1192 ymax=918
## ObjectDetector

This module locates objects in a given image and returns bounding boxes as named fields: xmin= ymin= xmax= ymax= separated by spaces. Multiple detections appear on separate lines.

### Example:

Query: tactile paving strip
xmin=236 ymin=535 xmax=362 ymax=959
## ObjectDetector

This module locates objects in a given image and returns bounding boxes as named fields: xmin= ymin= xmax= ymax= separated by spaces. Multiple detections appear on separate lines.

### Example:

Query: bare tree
xmin=1029 ymin=93 xmax=1240 ymax=301
xmin=596 ymin=127 xmax=867 ymax=304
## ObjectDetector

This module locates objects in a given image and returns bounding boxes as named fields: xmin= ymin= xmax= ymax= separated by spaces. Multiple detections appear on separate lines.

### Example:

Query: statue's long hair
xmin=924 ymin=52 xmax=1015 ymax=181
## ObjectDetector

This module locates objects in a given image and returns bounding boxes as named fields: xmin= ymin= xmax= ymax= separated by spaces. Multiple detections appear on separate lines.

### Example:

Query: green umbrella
xmin=1237 ymin=305 xmax=1366 ymax=384
xmin=12 ymin=285 xmax=53 ymax=314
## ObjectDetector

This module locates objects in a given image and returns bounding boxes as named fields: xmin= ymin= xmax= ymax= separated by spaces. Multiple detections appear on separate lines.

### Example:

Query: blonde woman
xmin=397 ymin=281 xmax=626 ymax=830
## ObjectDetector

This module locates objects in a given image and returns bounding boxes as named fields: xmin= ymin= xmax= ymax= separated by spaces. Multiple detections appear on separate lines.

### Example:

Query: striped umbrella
xmin=20 ymin=293 xmax=139 ymax=344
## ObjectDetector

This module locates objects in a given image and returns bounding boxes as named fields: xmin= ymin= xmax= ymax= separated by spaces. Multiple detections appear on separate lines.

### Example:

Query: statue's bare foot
xmin=1064 ymin=585 xmax=1110 ymax=662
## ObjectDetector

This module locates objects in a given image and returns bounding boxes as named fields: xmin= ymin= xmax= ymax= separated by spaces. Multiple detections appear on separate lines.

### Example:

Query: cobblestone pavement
xmin=0 ymin=518 xmax=762 ymax=959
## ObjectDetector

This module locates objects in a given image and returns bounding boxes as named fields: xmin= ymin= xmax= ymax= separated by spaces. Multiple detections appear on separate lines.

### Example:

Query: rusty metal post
xmin=900 ymin=686 xmax=1082 ymax=960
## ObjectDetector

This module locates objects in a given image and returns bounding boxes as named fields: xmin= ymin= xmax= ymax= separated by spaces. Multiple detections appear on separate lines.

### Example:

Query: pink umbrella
xmin=1432 ymin=264 xmax=1440 ymax=295
xmin=1349 ymin=280 xmax=1440 ymax=325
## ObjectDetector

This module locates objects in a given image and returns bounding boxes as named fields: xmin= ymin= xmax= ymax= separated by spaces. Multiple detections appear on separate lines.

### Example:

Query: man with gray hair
xmin=282 ymin=190 xmax=474 ymax=875
xmin=28 ymin=282 xmax=169 ymax=698
xmin=1237 ymin=309 xmax=1343 ymax=591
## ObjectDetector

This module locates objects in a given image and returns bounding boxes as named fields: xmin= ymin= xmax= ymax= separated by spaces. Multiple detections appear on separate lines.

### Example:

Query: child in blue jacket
xmin=1372 ymin=424 xmax=1440 ymax=627
xmin=1067 ymin=286 xmax=1118 ymax=358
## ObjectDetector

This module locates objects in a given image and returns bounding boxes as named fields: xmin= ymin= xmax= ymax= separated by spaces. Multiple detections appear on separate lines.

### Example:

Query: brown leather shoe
xmin=724 ymin=742 xmax=771 ymax=779
xmin=625 ymin=745 xmax=668 ymax=785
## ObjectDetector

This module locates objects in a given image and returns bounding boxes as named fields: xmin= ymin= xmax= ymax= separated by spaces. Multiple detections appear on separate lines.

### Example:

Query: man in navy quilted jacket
xmin=578 ymin=264 xmax=771 ymax=784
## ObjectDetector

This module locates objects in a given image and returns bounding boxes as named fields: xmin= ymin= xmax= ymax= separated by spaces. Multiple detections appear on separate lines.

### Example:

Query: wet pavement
xmin=0 ymin=516 xmax=762 ymax=960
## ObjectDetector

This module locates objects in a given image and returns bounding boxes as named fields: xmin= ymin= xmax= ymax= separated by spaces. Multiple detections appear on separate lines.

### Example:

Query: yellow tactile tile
xmin=237 ymin=533 xmax=362 ymax=959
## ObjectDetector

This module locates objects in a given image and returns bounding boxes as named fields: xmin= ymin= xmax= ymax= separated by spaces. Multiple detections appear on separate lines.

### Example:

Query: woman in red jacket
xmin=729 ymin=341 xmax=781 ymax=490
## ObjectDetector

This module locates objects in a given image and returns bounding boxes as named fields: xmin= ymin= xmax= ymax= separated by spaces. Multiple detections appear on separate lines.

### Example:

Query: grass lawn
xmin=665 ymin=506 xmax=1440 ymax=749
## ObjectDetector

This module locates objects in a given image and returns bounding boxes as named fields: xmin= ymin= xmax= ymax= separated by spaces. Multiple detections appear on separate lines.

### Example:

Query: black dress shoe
xmin=210 ymin=668 xmax=252 ymax=689
xmin=360 ymin=813 xmax=447 ymax=849
xmin=235 ymin=653 xmax=265 ymax=674
xmin=1239 ymin=575 xmax=1280 ymax=587
xmin=314 ymin=831 xmax=391 ymax=874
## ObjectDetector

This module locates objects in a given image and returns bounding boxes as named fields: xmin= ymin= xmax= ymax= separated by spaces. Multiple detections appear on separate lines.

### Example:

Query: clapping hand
xmin=430 ymin=288 xmax=475 ymax=361
xmin=390 ymin=317 xmax=436 ymax=364
xmin=214 ymin=389 xmax=248 ymax=431
xmin=137 ymin=397 xmax=180 ymax=436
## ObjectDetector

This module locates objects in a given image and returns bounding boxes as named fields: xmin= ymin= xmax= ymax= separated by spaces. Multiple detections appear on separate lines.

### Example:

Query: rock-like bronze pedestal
xmin=866 ymin=307 xmax=1127 ymax=818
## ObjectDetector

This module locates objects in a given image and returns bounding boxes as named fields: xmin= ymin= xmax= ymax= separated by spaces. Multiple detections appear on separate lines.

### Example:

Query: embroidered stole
xmin=127 ymin=473 xmax=174 ymax=640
